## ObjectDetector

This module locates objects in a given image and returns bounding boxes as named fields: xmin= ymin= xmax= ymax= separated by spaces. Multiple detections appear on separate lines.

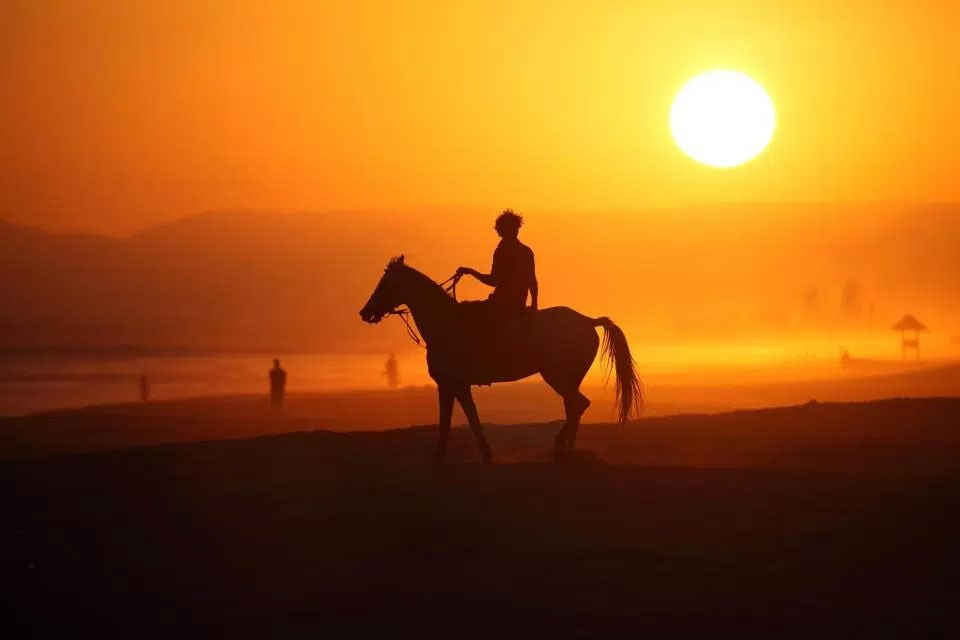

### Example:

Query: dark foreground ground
xmin=2 ymin=398 xmax=960 ymax=636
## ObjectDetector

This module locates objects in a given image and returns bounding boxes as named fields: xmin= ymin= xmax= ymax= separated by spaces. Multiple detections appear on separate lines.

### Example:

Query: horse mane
xmin=387 ymin=257 xmax=454 ymax=303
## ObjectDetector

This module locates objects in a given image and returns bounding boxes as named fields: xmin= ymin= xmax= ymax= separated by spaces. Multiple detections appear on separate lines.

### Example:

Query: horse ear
xmin=398 ymin=254 xmax=405 ymax=264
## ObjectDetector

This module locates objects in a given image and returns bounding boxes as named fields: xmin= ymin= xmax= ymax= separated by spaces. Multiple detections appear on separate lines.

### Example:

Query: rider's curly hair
xmin=495 ymin=209 xmax=523 ymax=237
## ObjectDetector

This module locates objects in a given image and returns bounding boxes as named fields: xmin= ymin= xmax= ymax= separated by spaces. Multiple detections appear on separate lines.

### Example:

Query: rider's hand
xmin=455 ymin=267 xmax=473 ymax=278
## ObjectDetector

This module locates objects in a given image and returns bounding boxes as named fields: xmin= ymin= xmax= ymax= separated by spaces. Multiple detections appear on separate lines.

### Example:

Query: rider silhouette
xmin=456 ymin=209 xmax=538 ymax=313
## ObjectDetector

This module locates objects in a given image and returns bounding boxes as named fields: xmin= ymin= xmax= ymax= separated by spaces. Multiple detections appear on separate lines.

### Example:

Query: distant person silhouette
xmin=840 ymin=349 xmax=852 ymax=368
xmin=269 ymin=359 xmax=287 ymax=410
xmin=384 ymin=352 xmax=400 ymax=388
xmin=456 ymin=209 xmax=538 ymax=313
xmin=138 ymin=375 xmax=150 ymax=402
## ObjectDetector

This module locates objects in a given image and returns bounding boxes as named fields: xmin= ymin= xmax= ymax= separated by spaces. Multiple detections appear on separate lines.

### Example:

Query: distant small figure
xmin=802 ymin=284 xmax=819 ymax=319
xmin=840 ymin=349 xmax=852 ymax=368
xmin=384 ymin=352 xmax=400 ymax=388
xmin=269 ymin=358 xmax=287 ymax=410
xmin=138 ymin=375 xmax=150 ymax=402
xmin=841 ymin=280 xmax=862 ymax=318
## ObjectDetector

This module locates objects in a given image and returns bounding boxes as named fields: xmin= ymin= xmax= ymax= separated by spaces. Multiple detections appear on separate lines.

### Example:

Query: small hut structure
xmin=892 ymin=315 xmax=928 ymax=360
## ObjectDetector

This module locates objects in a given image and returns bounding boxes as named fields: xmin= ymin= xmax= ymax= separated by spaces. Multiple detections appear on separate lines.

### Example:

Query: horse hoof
xmin=480 ymin=446 xmax=494 ymax=464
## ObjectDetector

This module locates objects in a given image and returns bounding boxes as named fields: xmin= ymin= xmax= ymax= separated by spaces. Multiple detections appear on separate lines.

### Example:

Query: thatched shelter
xmin=892 ymin=315 xmax=928 ymax=360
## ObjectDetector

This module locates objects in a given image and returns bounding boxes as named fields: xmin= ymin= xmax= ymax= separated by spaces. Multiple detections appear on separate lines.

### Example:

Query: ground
xmin=2 ymin=398 xmax=959 ymax=636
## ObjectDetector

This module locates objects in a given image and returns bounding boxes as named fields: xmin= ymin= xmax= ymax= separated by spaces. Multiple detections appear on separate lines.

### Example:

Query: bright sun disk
xmin=670 ymin=70 xmax=776 ymax=168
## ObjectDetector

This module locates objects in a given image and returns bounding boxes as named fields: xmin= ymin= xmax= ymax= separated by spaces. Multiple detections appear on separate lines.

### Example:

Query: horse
xmin=359 ymin=256 xmax=642 ymax=464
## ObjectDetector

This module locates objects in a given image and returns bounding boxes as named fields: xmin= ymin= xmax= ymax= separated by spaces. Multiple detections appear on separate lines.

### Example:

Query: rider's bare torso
xmin=487 ymin=237 xmax=536 ymax=310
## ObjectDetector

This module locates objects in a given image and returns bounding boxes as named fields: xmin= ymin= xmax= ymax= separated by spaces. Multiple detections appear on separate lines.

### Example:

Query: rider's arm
xmin=457 ymin=251 xmax=500 ymax=288
xmin=472 ymin=271 xmax=498 ymax=287
xmin=456 ymin=266 xmax=497 ymax=287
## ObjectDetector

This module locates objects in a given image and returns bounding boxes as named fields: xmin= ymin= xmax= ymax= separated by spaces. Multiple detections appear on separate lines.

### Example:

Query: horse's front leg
xmin=434 ymin=384 xmax=455 ymax=466
xmin=455 ymin=386 xmax=493 ymax=464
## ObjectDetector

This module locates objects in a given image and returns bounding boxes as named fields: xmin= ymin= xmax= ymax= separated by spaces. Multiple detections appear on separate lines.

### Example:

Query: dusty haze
xmin=2 ymin=204 xmax=958 ymax=372
xmin=2 ymin=1 xmax=960 ymax=398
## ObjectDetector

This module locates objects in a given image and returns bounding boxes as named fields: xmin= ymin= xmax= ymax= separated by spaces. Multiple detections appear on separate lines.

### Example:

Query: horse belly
xmin=427 ymin=307 xmax=593 ymax=387
xmin=427 ymin=334 xmax=541 ymax=386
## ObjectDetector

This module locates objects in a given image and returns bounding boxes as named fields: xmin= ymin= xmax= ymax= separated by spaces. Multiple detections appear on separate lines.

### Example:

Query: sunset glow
xmin=1 ymin=1 xmax=959 ymax=407
xmin=2 ymin=2 xmax=960 ymax=233
xmin=2 ymin=3 xmax=958 ymax=632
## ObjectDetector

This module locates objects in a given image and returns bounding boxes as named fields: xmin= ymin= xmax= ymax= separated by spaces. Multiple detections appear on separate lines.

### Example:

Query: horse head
xmin=359 ymin=255 xmax=408 ymax=323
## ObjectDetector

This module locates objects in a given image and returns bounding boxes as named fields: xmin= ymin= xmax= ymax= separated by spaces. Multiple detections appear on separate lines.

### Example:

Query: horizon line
xmin=4 ymin=199 xmax=960 ymax=239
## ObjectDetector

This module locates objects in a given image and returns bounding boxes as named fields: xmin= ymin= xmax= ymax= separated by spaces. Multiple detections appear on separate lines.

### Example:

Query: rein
xmin=388 ymin=308 xmax=423 ymax=348
xmin=439 ymin=273 xmax=461 ymax=300
xmin=388 ymin=272 xmax=461 ymax=349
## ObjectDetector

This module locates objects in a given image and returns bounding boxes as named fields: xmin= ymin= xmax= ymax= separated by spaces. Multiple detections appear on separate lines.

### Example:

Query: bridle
xmin=386 ymin=271 xmax=461 ymax=349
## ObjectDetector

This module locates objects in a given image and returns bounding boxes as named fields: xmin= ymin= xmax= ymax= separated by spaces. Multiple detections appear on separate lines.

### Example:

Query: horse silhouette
xmin=360 ymin=256 xmax=642 ymax=463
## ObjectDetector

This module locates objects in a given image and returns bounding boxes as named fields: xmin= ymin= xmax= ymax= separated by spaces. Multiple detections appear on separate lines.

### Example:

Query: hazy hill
xmin=2 ymin=204 xmax=960 ymax=355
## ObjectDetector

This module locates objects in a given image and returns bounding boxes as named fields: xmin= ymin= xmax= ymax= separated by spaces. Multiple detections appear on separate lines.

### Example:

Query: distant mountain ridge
xmin=0 ymin=209 xmax=476 ymax=354
xmin=1 ymin=204 xmax=959 ymax=354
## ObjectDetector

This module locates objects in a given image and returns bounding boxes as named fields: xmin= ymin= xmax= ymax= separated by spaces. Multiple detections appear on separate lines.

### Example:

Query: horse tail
xmin=592 ymin=317 xmax=643 ymax=424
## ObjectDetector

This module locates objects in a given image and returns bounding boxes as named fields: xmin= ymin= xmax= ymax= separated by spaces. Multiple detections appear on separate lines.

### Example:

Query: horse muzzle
xmin=359 ymin=307 xmax=384 ymax=324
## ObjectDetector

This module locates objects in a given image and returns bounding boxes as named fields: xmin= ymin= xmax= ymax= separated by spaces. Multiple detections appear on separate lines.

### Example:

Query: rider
xmin=456 ymin=209 xmax=538 ymax=313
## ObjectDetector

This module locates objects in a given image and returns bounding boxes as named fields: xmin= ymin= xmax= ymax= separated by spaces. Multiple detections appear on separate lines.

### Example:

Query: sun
xmin=670 ymin=70 xmax=776 ymax=168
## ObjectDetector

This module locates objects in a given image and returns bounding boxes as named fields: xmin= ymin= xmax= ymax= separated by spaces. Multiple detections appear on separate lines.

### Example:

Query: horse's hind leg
xmin=455 ymin=385 xmax=493 ymax=464
xmin=562 ymin=391 xmax=590 ymax=452
xmin=542 ymin=371 xmax=590 ymax=461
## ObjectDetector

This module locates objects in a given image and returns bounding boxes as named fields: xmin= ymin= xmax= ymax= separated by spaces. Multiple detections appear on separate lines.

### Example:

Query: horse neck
xmin=401 ymin=269 xmax=453 ymax=346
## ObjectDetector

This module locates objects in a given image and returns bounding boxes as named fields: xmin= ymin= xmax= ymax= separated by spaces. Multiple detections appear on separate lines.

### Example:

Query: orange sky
xmin=2 ymin=1 xmax=959 ymax=234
